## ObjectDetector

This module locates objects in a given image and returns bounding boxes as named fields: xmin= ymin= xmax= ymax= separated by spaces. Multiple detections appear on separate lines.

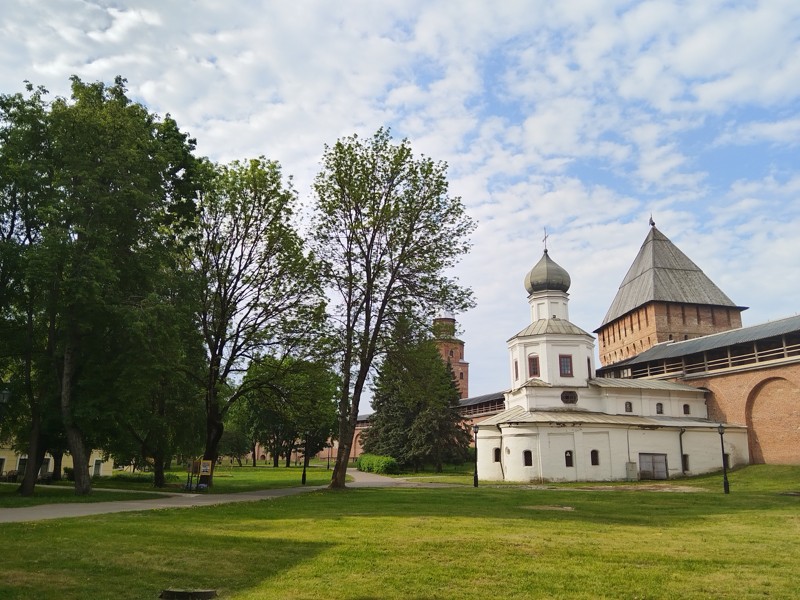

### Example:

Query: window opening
xmin=590 ymin=450 xmax=599 ymax=466
xmin=656 ymin=402 xmax=664 ymax=414
xmin=493 ymin=448 xmax=501 ymax=463
xmin=683 ymin=404 xmax=690 ymax=415
xmin=523 ymin=450 xmax=533 ymax=467
xmin=624 ymin=401 xmax=633 ymax=413
xmin=559 ymin=355 xmax=573 ymax=377
xmin=564 ymin=451 xmax=574 ymax=468
xmin=528 ymin=355 xmax=540 ymax=378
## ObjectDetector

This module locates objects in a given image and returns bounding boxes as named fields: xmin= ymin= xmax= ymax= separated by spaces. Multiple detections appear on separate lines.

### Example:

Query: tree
xmin=192 ymin=158 xmax=324 ymax=479
xmin=239 ymin=356 xmax=338 ymax=470
xmin=311 ymin=128 xmax=475 ymax=488
xmin=0 ymin=77 xmax=201 ymax=495
xmin=362 ymin=317 xmax=470 ymax=471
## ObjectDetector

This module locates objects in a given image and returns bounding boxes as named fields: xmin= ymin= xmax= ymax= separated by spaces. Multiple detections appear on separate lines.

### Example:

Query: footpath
xmin=0 ymin=469 xmax=430 ymax=524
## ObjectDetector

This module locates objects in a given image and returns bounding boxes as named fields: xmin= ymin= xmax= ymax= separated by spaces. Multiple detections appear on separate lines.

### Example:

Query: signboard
xmin=199 ymin=460 xmax=213 ymax=478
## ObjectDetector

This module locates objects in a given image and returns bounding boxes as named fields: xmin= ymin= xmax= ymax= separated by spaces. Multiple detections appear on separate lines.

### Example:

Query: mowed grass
xmin=0 ymin=483 xmax=165 ymax=507
xmin=0 ymin=465 xmax=798 ymax=600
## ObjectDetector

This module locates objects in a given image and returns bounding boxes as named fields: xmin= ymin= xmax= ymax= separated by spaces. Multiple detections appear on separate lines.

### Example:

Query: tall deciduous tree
xmin=1 ymin=77 xmax=201 ymax=495
xmin=193 ymin=158 xmax=323 ymax=475
xmin=311 ymin=128 xmax=475 ymax=488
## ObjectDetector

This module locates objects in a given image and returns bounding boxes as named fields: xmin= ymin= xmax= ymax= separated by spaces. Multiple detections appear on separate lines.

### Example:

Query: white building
xmin=475 ymin=249 xmax=749 ymax=482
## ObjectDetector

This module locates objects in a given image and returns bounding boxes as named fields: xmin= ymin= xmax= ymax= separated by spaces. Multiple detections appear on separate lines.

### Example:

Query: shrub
xmin=357 ymin=454 xmax=399 ymax=474
xmin=63 ymin=467 xmax=74 ymax=481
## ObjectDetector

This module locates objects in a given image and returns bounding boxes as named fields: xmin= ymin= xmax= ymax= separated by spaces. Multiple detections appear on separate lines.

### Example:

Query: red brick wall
xmin=679 ymin=362 xmax=800 ymax=464
xmin=435 ymin=338 xmax=469 ymax=399
xmin=598 ymin=302 xmax=744 ymax=367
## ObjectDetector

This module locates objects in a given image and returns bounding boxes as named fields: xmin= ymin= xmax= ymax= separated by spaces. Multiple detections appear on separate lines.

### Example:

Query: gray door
xmin=639 ymin=453 xmax=668 ymax=480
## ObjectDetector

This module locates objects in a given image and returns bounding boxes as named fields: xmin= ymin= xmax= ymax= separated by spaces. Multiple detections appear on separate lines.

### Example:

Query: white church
xmin=475 ymin=249 xmax=749 ymax=482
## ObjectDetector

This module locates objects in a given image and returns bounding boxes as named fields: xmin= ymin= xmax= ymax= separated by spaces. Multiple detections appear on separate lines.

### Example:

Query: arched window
xmin=449 ymin=349 xmax=454 ymax=357
xmin=528 ymin=354 xmax=540 ymax=378
xmin=624 ymin=401 xmax=633 ymax=413
xmin=459 ymin=372 xmax=464 ymax=380
xmin=656 ymin=402 xmax=664 ymax=414
xmin=683 ymin=404 xmax=690 ymax=415
xmin=565 ymin=450 xmax=574 ymax=468
xmin=523 ymin=450 xmax=533 ymax=467
xmin=493 ymin=448 xmax=501 ymax=463
xmin=514 ymin=359 xmax=519 ymax=381
xmin=590 ymin=450 xmax=600 ymax=466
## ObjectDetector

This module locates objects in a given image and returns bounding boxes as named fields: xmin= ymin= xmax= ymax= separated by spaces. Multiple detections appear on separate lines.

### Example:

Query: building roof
xmin=523 ymin=250 xmax=571 ymax=294
xmin=610 ymin=313 xmax=800 ymax=367
xmin=477 ymin=404 xmax=744 ymax=429
xmin=509 ymin=317 xmax=593 ymax=341
xmin=459 ymin=391 xmax=506 ymax=408
xmin=598 ymin=226 xmax=745 ymax=329
xmin=588 ymin=378 xmax=703 ymax=393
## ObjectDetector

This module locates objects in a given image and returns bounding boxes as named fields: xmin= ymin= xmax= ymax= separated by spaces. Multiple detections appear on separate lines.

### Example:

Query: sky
xmin=2 ymin=0 xmax=799 ymax=399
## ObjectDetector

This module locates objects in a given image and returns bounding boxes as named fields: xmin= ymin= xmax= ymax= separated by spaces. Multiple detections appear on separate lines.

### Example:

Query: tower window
xmin=624 ymin=401 xmax=633 ymax=413
xmin=683 ymin=404 xmax=690 ymax=415
xmin=656 ymin=402 xmax=664 ymax=415
xmin=559 ymin=355 xmax=573 ymax=377
xmin=514 ymin=360 xmax=519 ymax=381
xmin=528 ymin=355 xmax=540 ymax=378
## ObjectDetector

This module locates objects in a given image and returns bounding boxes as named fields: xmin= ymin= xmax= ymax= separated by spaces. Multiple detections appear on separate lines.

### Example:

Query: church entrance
xmin=638 ymin=453 xmax=668 ymax=480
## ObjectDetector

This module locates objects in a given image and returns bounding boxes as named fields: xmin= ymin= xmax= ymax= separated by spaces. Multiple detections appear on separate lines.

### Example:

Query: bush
xmin=357 ymin=454 xmax=399 ymax=474
xmin=63 ymin=467 xmax=74 ymax=482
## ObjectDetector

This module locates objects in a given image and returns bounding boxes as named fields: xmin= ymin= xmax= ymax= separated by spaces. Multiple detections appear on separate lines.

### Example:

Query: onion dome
xmin=523 ymin=250 xmax=571 ymax=294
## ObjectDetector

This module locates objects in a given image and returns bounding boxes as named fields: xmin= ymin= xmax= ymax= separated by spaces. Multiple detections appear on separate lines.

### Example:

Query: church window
xmin=656 ymin=402 xmax=664 ymax=414
xmin=514 ymin=360 xmax=519 ymax=381
xmin=564 ymin=451 xmax=574 ymax=468
xmin=493 ymin=448 xmax=501 ymax=463
xmin=449 ymin=349 xmax=454 ymax=357
xmin=668 ymin=334 xmax=673 ymax=341
xmin=684 ymin=335 xmax=689 ymax=340
xmin=624 ymin=401 xmax=633 ymax=413
xmin=459 ymin=372 xmax=464 ymax=380
xmin=590 ymin=450 xmax=600 ymax=466
xmin=587 ymin=358 xmax=592 ymax=379
xmin=561 ymin=391 xmax=578 ymax=404
xmin=683 ymin=404 xmax=690 ymax=415
xmin=559 ymin=355 xmax=573 ymax=377
xmin=528 ymin=355 xmax=540 ymax=378
xmin=523 ymin=450 xmax=533 ymax=467
xmin=682 ymin=454 xmax=690 ymax=472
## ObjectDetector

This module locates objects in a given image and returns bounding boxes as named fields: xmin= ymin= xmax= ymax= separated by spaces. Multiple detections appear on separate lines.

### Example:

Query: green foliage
xmin=311 ymin=127 xmax=475 ymax=485
xmin=356 ymin=453 xmax=400 ymax=474
xmin=362 ymin=316 xmax=471 ymax=471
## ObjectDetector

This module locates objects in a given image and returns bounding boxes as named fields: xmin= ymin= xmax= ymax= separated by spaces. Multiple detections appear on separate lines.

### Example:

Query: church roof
xmin=598 ymin=226 xmax=745 ymax=328
xmin=477 ymin=404 xmax=742 ymax=429
xmin=587 ymin=378 xmax=702 ymax=393
xmin=524 ymin=250 xmax=571 ymax=294
xmin=509 ymin=317 xmax=593 ymax=341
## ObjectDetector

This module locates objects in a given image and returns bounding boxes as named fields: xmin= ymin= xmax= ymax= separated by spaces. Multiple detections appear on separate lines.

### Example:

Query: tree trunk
xmin=201 ymin=400 xmax=223 ymax=486
xmin=251 ymin=442 xmax=257 ymax=467
xmin=51 ymin=450 xmax=63 ymax=481
xmin=330 ymin=409 xmax=357 ymax=488
xmin=17 ymin=416 xmax=42 ymax=496
xmin=61 ymin=336 xmax=92 ymax=495
xmin=153 ymin=451 xmax=166 ymax=488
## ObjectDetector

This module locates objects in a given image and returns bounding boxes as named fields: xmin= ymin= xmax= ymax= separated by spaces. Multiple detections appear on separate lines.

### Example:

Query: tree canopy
xmin=311 ymin=128 xmax=475 ymax=488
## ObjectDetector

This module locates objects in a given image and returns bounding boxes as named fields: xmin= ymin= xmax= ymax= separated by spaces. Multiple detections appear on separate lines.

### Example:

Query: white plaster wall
xmin=503 ymin=428 xmax=542 ymax=482
xmin=476 ymin=429 xmax=504 ymax=481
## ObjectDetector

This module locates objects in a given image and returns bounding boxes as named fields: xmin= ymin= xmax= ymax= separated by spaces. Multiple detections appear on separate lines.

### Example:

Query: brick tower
xmin=433 ymin=311 xmax=469 ymax=398
xmin=595 ymin=222 xmax=747 ymax=367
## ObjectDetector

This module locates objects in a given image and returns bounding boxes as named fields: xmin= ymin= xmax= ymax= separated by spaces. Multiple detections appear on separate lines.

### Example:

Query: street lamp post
xmin=717 ymin=423 xmax=730 ymax=494
xmin=472 ymin=424 xmax=479 ymax=488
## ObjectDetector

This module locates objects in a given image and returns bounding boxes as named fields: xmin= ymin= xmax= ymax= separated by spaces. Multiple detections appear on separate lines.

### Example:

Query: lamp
xmin=472 ymin=424 xmax=479 ymax=488
xmin=717 ymin=423 xmax=730 ymax=494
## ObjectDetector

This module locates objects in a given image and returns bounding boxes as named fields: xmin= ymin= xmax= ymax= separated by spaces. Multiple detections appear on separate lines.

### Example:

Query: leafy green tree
xmin=192 ymin=158 xmax=324 ymax=479
xmin=0 ymin=77 xmax=201 ymax=495
xmin=242 ymin=357 xmax=338 ymax=470
xmin=362 ymin=318 xmax=470 ymax=471
xmin=311 ymin=128 xmax=475 ymax=488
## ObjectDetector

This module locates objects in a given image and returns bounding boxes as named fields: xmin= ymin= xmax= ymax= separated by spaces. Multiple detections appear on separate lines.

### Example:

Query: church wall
xmin=680 ymin=362 xmax=800 ymax=464
xmin=479 ymin=423 xmax=745 ymax=483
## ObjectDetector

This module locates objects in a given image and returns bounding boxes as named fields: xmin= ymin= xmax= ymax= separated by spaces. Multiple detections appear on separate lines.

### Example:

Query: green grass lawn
xmin=0 ymin=465 xmax=798 ymax=599
xmin=0 ymin=483 xmax=165 ymax=507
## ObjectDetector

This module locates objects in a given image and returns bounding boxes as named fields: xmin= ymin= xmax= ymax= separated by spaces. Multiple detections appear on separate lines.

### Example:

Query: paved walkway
xmin=0 ymin=469 xmax=418 ymax=524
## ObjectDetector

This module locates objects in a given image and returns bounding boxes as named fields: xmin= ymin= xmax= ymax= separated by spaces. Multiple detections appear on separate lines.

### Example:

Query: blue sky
xmin=2 ymin=0 xmax=799 ymax=399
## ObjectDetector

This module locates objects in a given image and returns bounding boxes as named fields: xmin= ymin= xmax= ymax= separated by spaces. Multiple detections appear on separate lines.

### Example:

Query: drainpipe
xmin=679 ymin=427 xmax=686 ymax=475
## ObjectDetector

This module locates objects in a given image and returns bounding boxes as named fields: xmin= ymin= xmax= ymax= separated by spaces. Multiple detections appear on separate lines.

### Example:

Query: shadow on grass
xmin=0 ymin=512 xmax=332 ymax=600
